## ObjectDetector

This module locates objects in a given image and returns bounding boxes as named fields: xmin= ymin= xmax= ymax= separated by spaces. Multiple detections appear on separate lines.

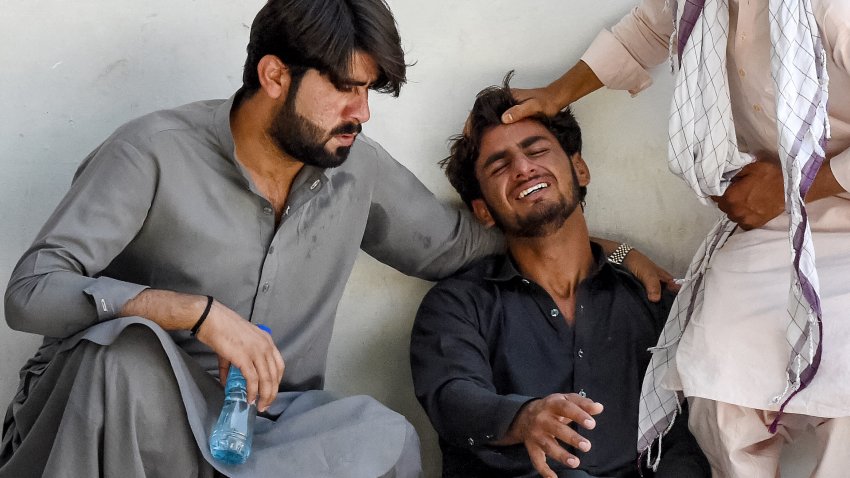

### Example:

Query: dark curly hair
xmin=441 ymin=71 xmax=584 ymax=209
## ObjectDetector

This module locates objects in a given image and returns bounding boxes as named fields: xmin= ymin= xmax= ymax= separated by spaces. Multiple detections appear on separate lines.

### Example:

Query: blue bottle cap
xmin=257 ymin=324 xmax=272 ymax=335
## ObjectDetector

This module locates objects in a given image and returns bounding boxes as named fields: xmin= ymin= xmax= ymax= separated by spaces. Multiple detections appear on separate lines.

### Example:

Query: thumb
xmin=642 ymin=274 xmax=662 ymax=303
xmin=502 ymin=101 xmax=537 ymax=124
xmin=218 ymin=356 xmax=230 ymax=386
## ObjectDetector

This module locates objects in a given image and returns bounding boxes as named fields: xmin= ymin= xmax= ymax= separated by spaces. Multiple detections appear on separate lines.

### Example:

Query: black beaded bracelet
xmin=190 ymin=295 xmax=214 ymax=336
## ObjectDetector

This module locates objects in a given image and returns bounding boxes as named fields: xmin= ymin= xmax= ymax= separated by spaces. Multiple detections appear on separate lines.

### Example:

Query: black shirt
xmin=410 ymin=243 xmax=709 ymax=478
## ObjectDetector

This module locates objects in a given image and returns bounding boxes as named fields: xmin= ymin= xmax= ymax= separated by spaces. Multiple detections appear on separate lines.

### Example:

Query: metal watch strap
xmin=607 ymin=243 xmax=633 ymax=265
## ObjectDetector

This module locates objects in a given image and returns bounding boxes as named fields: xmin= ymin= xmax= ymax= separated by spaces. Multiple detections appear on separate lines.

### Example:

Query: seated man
xmin=410 ymin=74 xmax=710 ymax=478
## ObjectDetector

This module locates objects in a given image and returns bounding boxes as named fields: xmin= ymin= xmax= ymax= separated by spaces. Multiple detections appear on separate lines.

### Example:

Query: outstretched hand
xmin=505 ymin=393 xmax=604 ymax=478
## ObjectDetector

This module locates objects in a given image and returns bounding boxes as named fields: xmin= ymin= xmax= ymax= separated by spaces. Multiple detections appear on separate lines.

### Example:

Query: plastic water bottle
xmin=209 ymin=324 xmax=272 ymax=464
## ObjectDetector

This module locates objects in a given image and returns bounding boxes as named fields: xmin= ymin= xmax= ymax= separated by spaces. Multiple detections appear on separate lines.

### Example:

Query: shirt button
xmin=310 ymin=179 xmax=321 ymax=190
xmin=262 ymin=206 xmax=273 ymax=215
xmin=753 ymin=103 xmax=762 ymax=113
xmin=738 ymin=68 xmax=745 ymax=78
xmin=284 ymin=206 xmax=290 ymax=216
xmin=521 ymin=279 xmax=530 ymax=285
xmin=550 ymin=309 xmax=559 ymax=317
xmin=578 ymin=389 xmax=587 ymax=398
xmin=467 ymin=437 xmax=475 ymax=446
xmin=577 ymin=348 xmax=584 ymax=358
xmin=268 ymin=246 xmax=275 ymax=254
xmin=261 ymin=283 xmax=270 ymax=293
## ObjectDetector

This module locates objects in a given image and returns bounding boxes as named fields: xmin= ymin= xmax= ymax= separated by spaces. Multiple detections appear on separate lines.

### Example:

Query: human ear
xmin=471 ymin=199 xmax=496 ymax=228
xmin=572 ymin=153 xmax=590 ymax=187
xmin=256 ymin=55 xmax=291 ymax=100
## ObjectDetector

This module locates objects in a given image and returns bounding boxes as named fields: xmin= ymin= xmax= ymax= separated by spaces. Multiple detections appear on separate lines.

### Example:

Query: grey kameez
xmin=1 ymin=95 xmax=502 ymax=477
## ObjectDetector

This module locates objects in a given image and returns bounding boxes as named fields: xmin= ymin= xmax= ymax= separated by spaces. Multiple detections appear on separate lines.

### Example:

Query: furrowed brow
xmin=482 ymin=135 xmax=549 ymax=168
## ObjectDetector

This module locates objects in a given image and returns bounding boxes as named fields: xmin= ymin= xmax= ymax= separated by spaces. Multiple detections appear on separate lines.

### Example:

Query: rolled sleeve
xmin=582 ymin=30 xmax=655 ymax=95
xmin=581 ymin=0 xmax=675 ymax=95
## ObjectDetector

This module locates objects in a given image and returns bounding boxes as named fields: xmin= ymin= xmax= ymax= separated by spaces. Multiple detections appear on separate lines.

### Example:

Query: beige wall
xmin=0 ymin=1 xmax=813 ymax=476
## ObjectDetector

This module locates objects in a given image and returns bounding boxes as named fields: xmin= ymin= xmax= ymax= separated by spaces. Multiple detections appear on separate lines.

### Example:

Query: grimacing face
xmin=471 ymin=119 xmax=586 ymax=238
xmin=267 ymin=51 xmax=377 ymax=168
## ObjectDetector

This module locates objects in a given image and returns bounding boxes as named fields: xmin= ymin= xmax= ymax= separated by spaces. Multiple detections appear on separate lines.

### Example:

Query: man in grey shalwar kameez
xmin=0 ymin=1 xmax=496 ymax=476
xmin=0 ymin=1 xmax=671 ymax=477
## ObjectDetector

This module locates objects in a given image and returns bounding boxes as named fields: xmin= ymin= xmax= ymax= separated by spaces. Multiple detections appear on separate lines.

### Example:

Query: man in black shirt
xmin=410 ymin=74 xmax=709 ymax=478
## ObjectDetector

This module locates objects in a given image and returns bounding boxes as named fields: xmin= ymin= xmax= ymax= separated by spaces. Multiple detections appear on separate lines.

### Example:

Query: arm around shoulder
xmin=359 ymin=140 xmax=503 ymax=280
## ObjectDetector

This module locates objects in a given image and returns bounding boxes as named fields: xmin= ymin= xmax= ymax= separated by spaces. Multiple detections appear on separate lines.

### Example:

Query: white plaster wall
xmin=0 ymin=0 xmax=814 ymax=476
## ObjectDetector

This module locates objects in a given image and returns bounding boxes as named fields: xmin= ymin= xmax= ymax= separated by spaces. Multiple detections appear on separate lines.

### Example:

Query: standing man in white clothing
xmin=501 ymin=0 xmax=850 ymax=476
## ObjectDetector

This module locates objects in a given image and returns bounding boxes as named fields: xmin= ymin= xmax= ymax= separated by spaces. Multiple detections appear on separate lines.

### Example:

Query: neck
xmin=230 ymin=92 xmax=304 ymax=223
xmin=506 ymin=210 xmax=594 ymax=301
xmin=230 ymin=91 xmax=304 ymax=187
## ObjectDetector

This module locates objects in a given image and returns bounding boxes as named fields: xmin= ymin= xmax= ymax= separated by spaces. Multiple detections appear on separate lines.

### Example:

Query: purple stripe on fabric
xmin=637 ymin=406 xmax=679 ymax=453
xmin=677 ymin=0 xmax=706 ymax=63
xmin=800 ymin=156 xmax=825 ymax=198
xmin=798 ymin=262 xmax=823 ymax=318
xmin=772 ymin=203 xmax=823 ymax=433
xmin=791 ymin=208 xmax=823 ymax=316
xmin=769 ymin=314 xmax=823 ymax=433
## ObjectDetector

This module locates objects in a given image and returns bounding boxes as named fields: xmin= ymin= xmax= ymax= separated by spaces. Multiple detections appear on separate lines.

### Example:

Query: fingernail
xmin=584 ymin=418 xmax=595 ymax=428
xmin=504 ymin=113 xmax=513 ymax=123
xmin=578 ymin=440 xmax=590 ymax=452
xmin=567 ymin=457 xmax=579 ymax=467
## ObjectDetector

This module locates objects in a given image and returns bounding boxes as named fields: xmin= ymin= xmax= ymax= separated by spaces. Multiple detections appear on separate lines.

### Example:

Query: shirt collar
xmin=213 ymin=92 xmax=238 ymax=163
xmin=485 ymin=241 xmax=610 ymax=285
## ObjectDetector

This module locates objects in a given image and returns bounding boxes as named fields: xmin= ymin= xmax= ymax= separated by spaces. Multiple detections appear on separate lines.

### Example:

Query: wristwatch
xmin=607 ymin=243 xmax=633 ymax=265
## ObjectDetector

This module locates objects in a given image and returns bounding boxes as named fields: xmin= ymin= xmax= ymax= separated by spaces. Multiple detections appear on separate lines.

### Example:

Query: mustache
xmin=329 ymin=122 xmax=362 ymax=136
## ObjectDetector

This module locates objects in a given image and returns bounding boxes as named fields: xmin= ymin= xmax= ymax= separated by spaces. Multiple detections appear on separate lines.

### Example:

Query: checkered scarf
xmin=637 ymin=0 xmax=830 ymax=468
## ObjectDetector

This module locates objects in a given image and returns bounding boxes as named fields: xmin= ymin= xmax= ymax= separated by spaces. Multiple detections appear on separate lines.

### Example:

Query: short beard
xmin=266 ymin=81 xmax=362 ymax=168
xmin=491 ymin=196 xmax=576 ymax=238
xmin=489 ymin=166 xmax=582 ymax=238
